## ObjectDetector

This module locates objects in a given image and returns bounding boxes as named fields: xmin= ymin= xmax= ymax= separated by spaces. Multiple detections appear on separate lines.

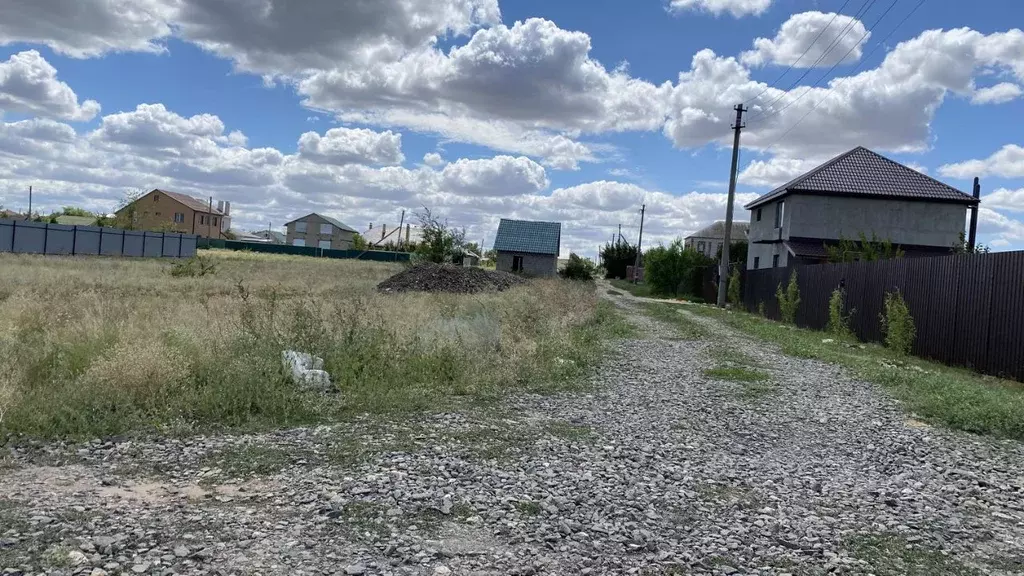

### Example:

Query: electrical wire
xmin=749 ymin=0 xmax=881 ymax=123
xmin=743 ymin=0 xmax=855 ymax=105
xmin=756 ymin=0 xmax=927 ymax=155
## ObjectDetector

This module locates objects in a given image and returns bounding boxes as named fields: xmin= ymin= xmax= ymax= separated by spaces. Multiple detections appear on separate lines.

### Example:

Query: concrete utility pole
xmin=717 ymin=104 xmax=746 ymax=308
xmin=968 ymin=177 xmax=980 ymax=252
xmin=397 ymin=209 xmax=405 ymax=250
xmin=632 ymin=204 xmax=646 ymax=283
xmin=208 ymin=196 xmax=213 ymax=239
xmin=27 ymin=185 xmax=32 ymax=219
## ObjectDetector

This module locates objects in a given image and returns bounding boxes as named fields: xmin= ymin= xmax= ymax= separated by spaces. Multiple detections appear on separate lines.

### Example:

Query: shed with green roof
xmin=493 ymin=218 xmax=561 ymax=277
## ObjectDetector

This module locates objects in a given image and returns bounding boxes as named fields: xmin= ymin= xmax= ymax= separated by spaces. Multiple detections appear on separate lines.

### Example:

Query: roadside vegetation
xmin=0 ymin=250 xmax=630 ymax=439
xmin=686 ymin=305 xmax=1024 ymax=440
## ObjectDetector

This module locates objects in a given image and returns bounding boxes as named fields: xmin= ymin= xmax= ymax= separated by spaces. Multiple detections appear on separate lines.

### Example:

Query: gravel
xmin=3 ymin=291 xmax=1023 ymax=575
xmin=377 ymin=263 xmax=526 ymax=294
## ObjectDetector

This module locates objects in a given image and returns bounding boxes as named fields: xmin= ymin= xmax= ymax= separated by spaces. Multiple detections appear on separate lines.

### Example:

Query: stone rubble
xmin=2 ymin=295 xmax=1023 ymax=575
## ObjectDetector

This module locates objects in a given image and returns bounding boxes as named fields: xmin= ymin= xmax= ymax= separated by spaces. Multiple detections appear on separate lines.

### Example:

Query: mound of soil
xmin=377 ymin=263 xmax=527 ymax=294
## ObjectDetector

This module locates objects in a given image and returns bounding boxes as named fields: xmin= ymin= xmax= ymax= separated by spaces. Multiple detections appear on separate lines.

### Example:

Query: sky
xmin=0 ymin=0 xmax=1022 ymax=258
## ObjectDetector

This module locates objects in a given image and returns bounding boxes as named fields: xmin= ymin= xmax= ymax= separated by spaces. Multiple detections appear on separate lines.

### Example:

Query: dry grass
xmin=0 ymin=250 xmax=629 ymax=439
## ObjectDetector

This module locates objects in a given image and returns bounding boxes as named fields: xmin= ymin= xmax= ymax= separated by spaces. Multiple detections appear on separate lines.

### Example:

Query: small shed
xmin=493 ymin=219 xmax=561 ymax=277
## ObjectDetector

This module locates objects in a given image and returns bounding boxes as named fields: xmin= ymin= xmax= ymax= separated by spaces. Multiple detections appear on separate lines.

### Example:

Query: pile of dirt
xmin=377 ymin=263 xmax=527 ymax=294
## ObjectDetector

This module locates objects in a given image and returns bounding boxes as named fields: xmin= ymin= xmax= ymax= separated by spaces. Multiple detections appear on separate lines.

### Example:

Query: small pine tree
xmin=880 ymin=290 xmax=916 ymax=355
xmin=757 ymin=301 xmax=766 ymax=317
xmin=776 ymin=270 xmax=800 ymax=324
xmin=826 ymin=288 xmax=854 ymax=339
xmin=727 ymin=267 xmax=741 ymax=308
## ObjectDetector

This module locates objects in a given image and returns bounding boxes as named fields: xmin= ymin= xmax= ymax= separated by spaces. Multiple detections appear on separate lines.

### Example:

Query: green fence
xmin=198 ymin=238 xmax=412 ymax=262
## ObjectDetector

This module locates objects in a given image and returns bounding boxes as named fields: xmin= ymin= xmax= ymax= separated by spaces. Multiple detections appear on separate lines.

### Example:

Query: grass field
xmin=686 ymin=305 xmax=1024 ymax=441
xmin=0 ymin=250 xmax=629 ymax=439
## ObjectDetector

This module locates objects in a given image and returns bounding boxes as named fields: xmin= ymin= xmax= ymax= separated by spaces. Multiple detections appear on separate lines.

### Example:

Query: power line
xmin=749 ymin=0 xmax=881 ymax=124
xmin=743 ymin=0 xmax=855 ymax=105
xmin=756 ymin=0 xmax=927 ymax=155
xmin=751 ymin=0 xmax=901 ymax=126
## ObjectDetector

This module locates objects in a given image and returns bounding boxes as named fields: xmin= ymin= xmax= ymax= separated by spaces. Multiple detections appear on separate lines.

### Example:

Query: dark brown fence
xmin=742 ymin=251 xmax=1024 ymax=382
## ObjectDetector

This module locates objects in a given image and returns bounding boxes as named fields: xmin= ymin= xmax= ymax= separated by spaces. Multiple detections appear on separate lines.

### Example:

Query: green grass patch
xmin=845 ymin=534 xmax=982 ymax=576
xmin=200 ymin=444 xmax=296 ymax=479
xmin=688 ymin=305 xmax=1024 ymax=440
xmin=704 ymin=366 xmax=769 ymax=383
xmin=609 ymin=279 xmax=654 ymax=298
xmin=515 ymin=500 xmax=542 ymax=515
xmin=641 ymin=303 xmax=708 ymax=340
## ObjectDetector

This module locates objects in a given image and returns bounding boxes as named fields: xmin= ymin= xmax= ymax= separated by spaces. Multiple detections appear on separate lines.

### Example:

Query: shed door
xmin=512 ymin=255 xmax=524 ymax=272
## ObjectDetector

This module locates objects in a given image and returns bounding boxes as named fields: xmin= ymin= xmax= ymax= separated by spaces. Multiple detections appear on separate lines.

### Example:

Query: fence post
xmin=10 ymin=219 xmax=16 ymax=251
xmin=98 ymin=227 xmax=103 ymax=255
xmin=42 ymin=222 xmax=49 ymax=255
xmin=178 ymin=234 xmax=182 ymax=258
xmin=122 ymin=229 xmax=126 ymax=257
xmin=72 ymin=225 xmax=77 ymax=255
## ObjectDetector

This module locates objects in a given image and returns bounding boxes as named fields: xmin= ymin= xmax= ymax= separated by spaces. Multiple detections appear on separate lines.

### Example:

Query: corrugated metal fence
xmin=0 ymin=219 xmax=198 ymax=258
xmin=742 ymin=251 xmax=1024 ymax=382
xmin=198 ymin=238 xmax=411 ymax=262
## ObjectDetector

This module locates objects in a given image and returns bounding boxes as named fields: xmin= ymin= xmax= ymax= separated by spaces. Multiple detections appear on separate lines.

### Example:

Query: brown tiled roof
xmin=745 ymin=147 xmax=977 ymax=209
xmin=157 ymin=189 xmax=224 ymax=215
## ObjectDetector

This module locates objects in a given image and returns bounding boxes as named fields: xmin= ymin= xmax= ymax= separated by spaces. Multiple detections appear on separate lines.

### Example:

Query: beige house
xmin=115 ymin=189 xmax=230 ymax=238
xmin=285 ymin=213 xmax=358 ymax=249
xmin=684 ymin=221 xmax=749 ymax=260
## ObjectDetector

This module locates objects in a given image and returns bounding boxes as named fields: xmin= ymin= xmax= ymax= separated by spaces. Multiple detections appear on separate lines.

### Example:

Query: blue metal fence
xmin=0 ymin=219 xmax=198 ymax=258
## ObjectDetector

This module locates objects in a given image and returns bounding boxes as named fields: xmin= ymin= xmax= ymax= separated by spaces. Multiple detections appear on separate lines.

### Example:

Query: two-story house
xmin=744 ymin=147 xmax=979 ymax=270
xmin=285 ymin=213 xmax=358 ymax=249
xmin=684 ymin=221 xmax=749 ymax=259
xmin=114 ymin=189 xmax=229 ymax=238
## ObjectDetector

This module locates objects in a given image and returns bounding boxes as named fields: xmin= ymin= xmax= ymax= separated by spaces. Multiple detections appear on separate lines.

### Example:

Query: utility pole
xmin=717 ymin=104 xmax=746 ymax=308
xmin=397 ymin=209 xmax=405 ymax=250
xmin=632 ymin=204 xmax=646 ymax=283
xmin=618 ymin=224 xmax=622 ymax=246
xmin=208 ymin=196 xmax=213 ymax=239
xmin=27 ymin=185 xmax=32 ymax=219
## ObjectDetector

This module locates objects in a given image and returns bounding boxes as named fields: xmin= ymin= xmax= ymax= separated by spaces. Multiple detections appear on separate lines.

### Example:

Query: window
xmin=512 ymin=255 xmax=524 ymax=272
xmin=295 ymin=221 xmax=307 ymax=233
xmin=320 ymin=223 xmax=333 ymax=235
xmin=753 ymin=256 xmax=760 ymax=269
xmin=213 ymin=217 xmax=218 ymax=227
xmin=756 ymin=208 xmax=762 ymax=222
xmin=173 ymin=212 xmax=185 ymax=223
xmin=153 ymin=194 xmax=159 ymax=202
xmin=154 ymin=212 xmax=161 ymax=216
xmin=697 ymin=241 xmax=705 ymax=253
xmin=293 ymin=239 xmax=305 ymax=247
xmin=775 ymin=200 xmax=785 ymax=228
xmin=318 ymin=240 xmax=331 ymax=249
xmin=773 ymin=254 xmax=780 ymax=268
xmin=199 ymin=215 xmax=206 ymax=225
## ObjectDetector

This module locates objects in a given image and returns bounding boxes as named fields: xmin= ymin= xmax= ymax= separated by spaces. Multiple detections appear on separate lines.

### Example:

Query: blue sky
xmin=0 ymin=0 xmax=1022 ymax=256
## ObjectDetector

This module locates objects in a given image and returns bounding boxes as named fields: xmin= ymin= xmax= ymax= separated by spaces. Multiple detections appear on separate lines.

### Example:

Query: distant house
xmin=114 ymin=189 xmax=230 ymax=238
xmin=493 ymin=219 xmax=561 ymax=277
xmin=744 ymin=146 xmax=979 ymax=270
xmin=360 ymin=222 xmax=423 ymax=248
xmin=684 ymin=221 xmax=749 ymax=259
xmin=250 ymin=230 xmax=286 ymax=244
xmin=285 ymin=213 xmax=358 ymax=249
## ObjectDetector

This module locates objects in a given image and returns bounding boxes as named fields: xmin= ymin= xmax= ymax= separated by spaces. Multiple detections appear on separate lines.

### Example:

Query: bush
xmin=415 ymin=208 xmax=466 ymax=263
xmin=727 ymin=267 xmax=741 ymax=307
xmin=757 ymin=301 xmax=766 ymax=317
xmin=170 ymin=255 xmax=217 ymax=277
xmin=644 ymin=240 xmax=714 ymax=298
xmin=881 ymin=290 xmax=916 ymax=355
xmin=560 ymin=253 xmax=597 ymax=281
xmin=599 ymin=242 xmax=638 ymax=279
xmin=776 ymin=270 xmax=800 ymax=324
xmin=826 ymin=288 xmax=854 ymax=339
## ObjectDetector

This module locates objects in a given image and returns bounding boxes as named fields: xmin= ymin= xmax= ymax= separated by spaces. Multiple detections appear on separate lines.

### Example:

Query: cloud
xmin=89 ymin=103 xmax=234 ymax=158
xmin=0 ymin=0 xmax=172 ymax=58
xmin=423 ymin=152 xmax=444 ymax=167
xmin=983 ymin=188 xmax=1024 ymax=212
xmin=741 ymin=11 xmax=870 ymax=68
xmin=297 ymin=127 xmax=404 ymax=166
xmin=938 ymin=144 xmax=1024 ymax=179
xmin=738 ymin=156 xmax=822 ymax=187
xmin=971 ymin=82 xmax=1023 ymax=105
xmin=0 ymin=50 xmax=100 ymax=121
xmin=667 ymin=0 xmax=772 ymax=18
xmin=439 ymin=156 xmax=549 ymax=197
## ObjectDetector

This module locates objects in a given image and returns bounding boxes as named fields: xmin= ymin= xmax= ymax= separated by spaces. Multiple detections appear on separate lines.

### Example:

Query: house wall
xmin=496 ymin=251 xmax=557 ymax=277
xmin=117 ymin=190 xmax=224 ymax=238
xmin=286 ymin=214 xmax=355 ymax=249
xmin=746 ymin=195 xmax=968 ymax=269
xmin=684 ymin=235 xmax=748 ymax=259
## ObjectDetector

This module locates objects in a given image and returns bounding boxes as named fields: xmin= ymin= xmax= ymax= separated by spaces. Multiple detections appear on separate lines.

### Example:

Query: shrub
xmin=757 ymin=301 xmax=766 ymax=317
xmin=170 ymin=255 xmax=217 ymax=277
xmin=643 ymin=240 xmax=715 ymax=297
xmin=415 ymin=207 xmax=466 ymax=263
xmin=776 ymin=270 xmax=800 ymax=324
xmin=826 ymin=288 xmax=854 ymax=339
xmin=560 ymin=253 xmax=597 ymax=281
xmin=881 ymin=290 xmax=916 ymax=355
xmin=727 ymin=267 xmax=741 ymax=307
xmin=599 ymin=242 xmax=638 ymax=279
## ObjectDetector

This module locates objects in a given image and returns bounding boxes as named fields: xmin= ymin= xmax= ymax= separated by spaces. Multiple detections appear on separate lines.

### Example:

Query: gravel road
xmin=3 ymin=292 xmax=1023 ymax=576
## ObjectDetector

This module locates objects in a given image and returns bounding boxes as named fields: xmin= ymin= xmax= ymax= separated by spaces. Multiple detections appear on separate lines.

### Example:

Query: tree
xmin=727 ymin=267 xmax=741 ymax=307
xmin=559 ymin=253 xmax=597 ymax=281
xmin=414 ymin=207 xmax=466 ymax=263
xmin=825 ymin=232 xmax=904 ymax=263
xmin=114 ymin=188 xmax=146 ymax=230
xmin=776 ymin=270 xmax=801 ymax=324
xmin=716 ymin=241 xmax=748 ymax=266
xmin=599 ymin=241 xmax=638 ymax=279
xmin=352 ymin=233 xmax=368 ymax=251
xmin=59 ymin=206 xmax=95 ymax=217
xmin=951 ymin=230 xmax=990 ymax=255
xmin=644 ymin=239 xmax=715 ymax=297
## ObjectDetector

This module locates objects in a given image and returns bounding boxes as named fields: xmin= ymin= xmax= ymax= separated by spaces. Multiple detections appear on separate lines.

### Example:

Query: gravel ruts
xmin=377 ymin=264 xmax=526 ymax=294
xmin=2 ymin=291 xmax=1023 ymax=575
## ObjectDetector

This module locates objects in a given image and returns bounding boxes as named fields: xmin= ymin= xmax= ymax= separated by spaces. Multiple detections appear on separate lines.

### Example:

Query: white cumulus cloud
xmin=742 ymin=11 xmax=870 ymax=68
xmin=0 ymin=51 xmax=100 ymax=121
xmin=938 ymin=144 xmax=1024 ymax=179
xmin=971 ymin=82 xmax=1023 ymax=105
xmin=667 ymin=0 xmax=773 ymax=18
